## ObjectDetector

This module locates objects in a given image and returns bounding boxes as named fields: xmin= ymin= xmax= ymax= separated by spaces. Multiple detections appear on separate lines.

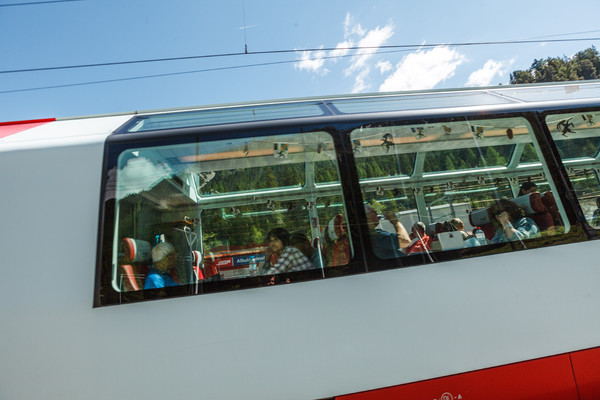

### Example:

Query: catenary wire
xmin=1 ymin=37 xmax=599 ymax=75
xmin=0 ymin=0 xmax=83 ymax=7
xmin=0 ymin=48 xmax=413 ymax=94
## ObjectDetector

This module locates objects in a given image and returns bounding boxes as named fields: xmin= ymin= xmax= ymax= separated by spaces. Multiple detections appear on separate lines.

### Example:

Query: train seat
xmin=542 ymin=191 xmax=563 ymax=227
xmin=514 ymin=192 xmax=554 ymax=232
xmin=468 ymin=192 xmax=555 ymax=240
xmin=192 ymin=250 xmax=204 ymax=280
xmin=120 ymin=238 xmax=152 ymax=291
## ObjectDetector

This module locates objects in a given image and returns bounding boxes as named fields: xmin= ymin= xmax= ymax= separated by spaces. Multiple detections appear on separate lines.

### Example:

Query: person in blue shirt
xmin=365 ymin=204 xmax=411 ymax=259
xmin=144 ymin=242 xmax=178 ymax=290
xmin=488 ymin=199 xmax=541 ymax=244
xmin=591 ymin=197 xmax=600 ymax=228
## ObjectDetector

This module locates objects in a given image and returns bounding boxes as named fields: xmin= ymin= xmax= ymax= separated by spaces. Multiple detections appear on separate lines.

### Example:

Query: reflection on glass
xmin=545 ymin=111 xmax=600 ymax=228
xmin=351 ymin=116 xmax=566 ymax=259
xmin=112 ymin=131 xmax=349 ymax=292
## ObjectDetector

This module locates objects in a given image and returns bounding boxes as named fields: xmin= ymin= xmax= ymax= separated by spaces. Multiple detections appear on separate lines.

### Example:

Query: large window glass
xmin=110 ymin=131 xmax=350 ymax=295
xmin=351 ymin=116 xmax=568 ymax=260
xmin=546 ymin=112 xmax=600 ymax=229
xmin=545 ymin=111 xmax=600 ymax=228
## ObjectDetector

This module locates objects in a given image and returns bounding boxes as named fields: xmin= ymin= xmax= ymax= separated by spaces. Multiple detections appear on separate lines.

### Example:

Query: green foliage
xmin=423 ymin=145 xmax=513 ymax=172
xmin=355 ymin=153 xmax=415 ymax=179
xmin=520 ymin=143 xmax=539 ymax=163
xmin=510 ymin=46 xmax=600 ymax=84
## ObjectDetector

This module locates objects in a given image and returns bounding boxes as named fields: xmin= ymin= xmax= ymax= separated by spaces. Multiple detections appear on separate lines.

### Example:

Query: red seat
xmin=542 ymin=191 xmax=563 ymax=227
xmin=468 ymin=192 xmax=556 ymax=239
xmin=192 ymin=250 xmax=204 ymax=280
xmin=119 ymin=238 xmax=152 ymax=291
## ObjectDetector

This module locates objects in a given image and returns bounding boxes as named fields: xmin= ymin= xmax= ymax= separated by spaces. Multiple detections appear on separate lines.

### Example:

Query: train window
xmin=110 ymin=130 xmax=350 ymax=295
xmin=351 ymin=115 xmax=568 ymax=260
xmin=545 ymin=111 xmax=600 ymax=228
xmin=125 ymin=102 xmax=326 ymax=132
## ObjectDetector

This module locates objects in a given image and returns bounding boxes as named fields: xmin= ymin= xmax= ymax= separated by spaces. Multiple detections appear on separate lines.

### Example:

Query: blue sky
xmin=1 ymin=0 xmax=599 ymax=122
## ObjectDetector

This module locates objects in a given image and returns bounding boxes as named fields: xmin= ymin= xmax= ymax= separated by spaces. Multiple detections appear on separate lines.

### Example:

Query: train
xmin=1 ymin=80 xmax=600 ymax=399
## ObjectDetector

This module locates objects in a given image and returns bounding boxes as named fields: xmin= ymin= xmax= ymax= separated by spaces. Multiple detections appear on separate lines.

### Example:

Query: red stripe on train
xmin=337 ymin=347 xmax=600 ymax=400
xmin=0 ymin=118 xmax=55 ymax=139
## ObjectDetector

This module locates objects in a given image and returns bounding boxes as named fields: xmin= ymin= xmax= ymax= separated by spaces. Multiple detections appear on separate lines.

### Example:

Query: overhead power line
xmin=1 ymin=37 xmax=599 ymax=75
xmin=0 ymin=0 xmax=83 ymax=7
xmin=0 ymin=48 xmax=413 ymax=94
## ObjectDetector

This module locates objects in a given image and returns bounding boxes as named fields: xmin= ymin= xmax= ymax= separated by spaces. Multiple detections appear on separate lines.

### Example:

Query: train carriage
xmin=1 ymin=81 xmax=600 ymax=399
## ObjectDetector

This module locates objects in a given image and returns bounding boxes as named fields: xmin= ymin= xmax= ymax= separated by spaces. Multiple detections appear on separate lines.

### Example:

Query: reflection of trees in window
xmin=314 ymin=160 xmax=338 ymax=183
xmin=424 ymin=179 xmax=512 ymax=211
xmin=355 ymin=153 xmax=415 ymax=179
xmin=317 ymin=195 xmax=345 ymax=226
xmin=556 ymin=138 xmax=600 ymax=159
xmin=424 ymin=145 xmax=513 ymax=172
xmin=201 ymin=163 xmax=305 ymax=194
xmin=202 ymin=200 xmax=311 ymax=250
xmin=363 ymin=188 xmax=416 ymax=213
xmin=520 ymin=143 xmax=539 ymax=163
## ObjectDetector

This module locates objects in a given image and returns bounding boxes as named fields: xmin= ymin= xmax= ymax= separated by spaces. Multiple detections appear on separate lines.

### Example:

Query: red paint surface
xmin=571 ymin=347 xmax=600 ymax=400
xmin=337 ymin=354 xmax=579 ymax=400
xmin=0 ymin=118 xmax=54 ymax=139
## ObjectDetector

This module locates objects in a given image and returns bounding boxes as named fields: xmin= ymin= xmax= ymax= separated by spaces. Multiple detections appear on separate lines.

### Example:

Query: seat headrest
xmin=469 ymin=208 xmax=490 ymax=226
xmin=513 ymin=192 xmax=546 ymax=214
xmin=192 ymin=250 xmax=202 ymax=266
xmin=122 ymin=238 xmax=152 ymax=264
xmin=542 ymin=191 xmax=557 ymax=207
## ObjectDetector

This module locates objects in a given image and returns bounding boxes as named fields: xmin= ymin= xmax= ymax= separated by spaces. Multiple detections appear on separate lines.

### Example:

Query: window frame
xmin=95 ymin=120 xmax=366 ymax=307
xmin=539 ymin=106 xmax=600 ymax=237
xmin=340 ymin=109 xmax=591 ymax=271
xmin=95 ymin=105 xmax=598 ymax=307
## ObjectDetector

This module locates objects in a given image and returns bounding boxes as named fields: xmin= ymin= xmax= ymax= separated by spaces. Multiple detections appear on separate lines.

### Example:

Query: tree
xmin=510 ymin=46 xmax=600 ymax=84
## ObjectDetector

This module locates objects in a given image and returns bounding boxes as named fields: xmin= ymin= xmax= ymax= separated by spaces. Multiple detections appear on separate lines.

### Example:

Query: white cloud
xmin=376 ymin=60 xmax=392 ymax=74
xmin=465 ymin=59 xmax=512 ymax=87
xmin=379 ymin=46 xmax=466 ymax=92
xmin=344 ymin=13 xmax=365 ymax=38
xmin=329 ymin=40 xmax=353 ymax=60
xmin=346 ymin=23 xmax=394 ymax=76
xmin=351 ymin=67 xmax=372 ymax=93
xmin=293 ymin=13 xmax=394 ymax=93
xmin=294 ymin=47 xmax=330 ymax=75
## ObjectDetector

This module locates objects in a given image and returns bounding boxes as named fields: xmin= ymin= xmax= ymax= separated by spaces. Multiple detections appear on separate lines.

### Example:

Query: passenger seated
xmin=487 ymin=199 xmax=541 ymax=244
xmin=364 ymin=205 xmax=411 ymax=259
xmin=592 ymin=197 xmax=600 ymax=228
xmin=144 ymin=242 xmax=179 ymax=289
xmin=449 ymin=217 xmax=470 ymax=239
xmin=291 ymin=232 xmax=326 ymax=269
xmin=518 ymin=181 xmax=538 ymax=196
xmin=405 ymin=222 xmax=433 ymax=255
xmin=262 ymin=228 xmax=313 ymax=274
xmin=321 ymin=214 xmax=350 ymax=266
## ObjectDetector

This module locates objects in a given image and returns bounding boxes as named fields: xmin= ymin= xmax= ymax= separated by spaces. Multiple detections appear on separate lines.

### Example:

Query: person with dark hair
xmin=262 ymin=227 xmax=312 ymax=274
xmin=405 ymin=222 xmax=433 ymax=255
xmin=290 ymin=231 xmax=325 ymax=269
xmin=591 ymin=197 xmax=600 ymax=227
xmin=487 ymin=199 xmax=541 ymax=244
xmin=364 ymin=204 xmax=411 ymax=259
xmin=518 ymin=181 xmax=538 ymax=197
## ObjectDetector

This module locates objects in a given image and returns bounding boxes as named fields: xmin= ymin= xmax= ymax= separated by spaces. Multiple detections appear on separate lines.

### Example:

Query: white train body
xmin=2 ymin=82 xmax=600 ymax=400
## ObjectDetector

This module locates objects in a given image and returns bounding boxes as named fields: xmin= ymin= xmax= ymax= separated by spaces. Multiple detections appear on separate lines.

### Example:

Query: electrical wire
xmin=0 ymin=0 xmax=83 ymax=7
xmin=0 ymin=48 xmax=413 ymax=94
xmin=1 ymin=37 xmax=599 ymax=75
